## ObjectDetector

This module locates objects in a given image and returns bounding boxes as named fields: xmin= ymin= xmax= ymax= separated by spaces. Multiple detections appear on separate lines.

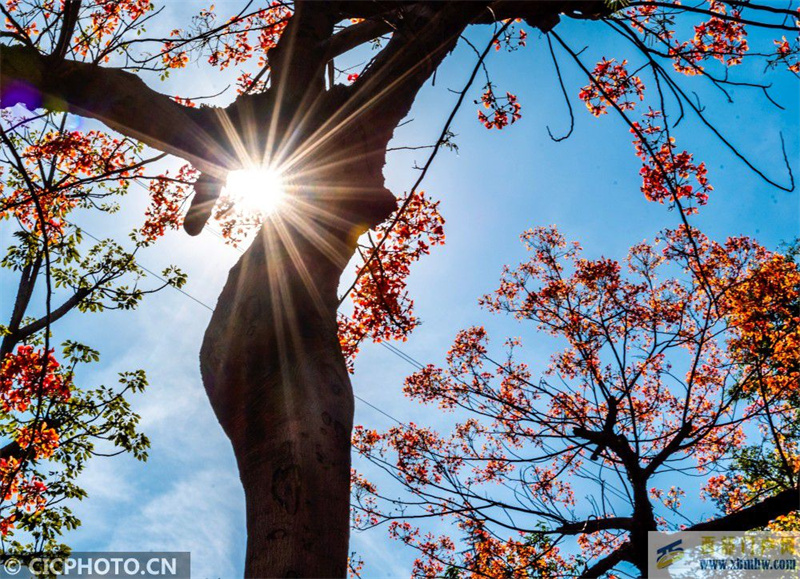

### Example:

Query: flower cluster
xmin=73 ymin=0 xmax=153 ymax=61
xmin=0 ymin=346 xmax=70 ymax=413
xmin=139 ymin=164 xmax=199 ymax=243
xmin=352 ymin=219 xmax=799 ymax=571
xmin=773 ymin=36 xmax=800 ymax=73
xmin=630 ymin=110 xmax=712 ymax=213
xmin=235 ymin=72 xmax=268 ymax=95
xmin=0 ymin=347 xmax=72 ymax=537
xmin=579 ymin=58 xmax=645 ymax=116
xmin=0 ymin=129 xmax=144 ymax=236
xmin=161 ymin=42 xmax=190 ymax=70
xmin=493 ymin=20 xmax=528 ymax=52
xmin=0 ymin=456 xmax=47 ymax=536
xmin=210 ymin=3 xmax=290 ymax=70
xmin=161 ymin=2 xmax=290 ymax=91
xmin=15 ymin=423 xmax=60 ymax=460
xmin=477 ymin=84 xmax=522 ymax=129
xmin=338 ymin=190 xmax=445 ymax=370
xmin=670 ymin=1 xmax=749 ymax=74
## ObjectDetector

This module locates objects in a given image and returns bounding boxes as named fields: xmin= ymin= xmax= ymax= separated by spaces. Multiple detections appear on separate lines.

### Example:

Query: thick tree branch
xmin=267 ymin=1 xmax=336 ymax=107
xmin=575 ymin=487 xmax=800 ymax=578
xmin=1 ymin=251 xmax=43 ymax=359
xmin=0 ymin=44 xmax=228 ymax=174
xmin=11 ymin=286 xmax=92 ymax=343
xmin=477 ymin=0 xmax=613 ymax=31
xmin=572 ymin=426 xmax=640 ymax=476
xmin=0 ymin=416 xmax=63 ymax=461
xmin=322 ymin=1 xmax=611 ymax=60
xmin=687 ymin=487 xmax=800 ymax=532
xmin=333 ymin=1 xmax=414 ymax=20
xmin=0 ymin=439 xmax=25 ymax=462
xmin=52 ymin=0 xmax=81 ymax=60
xmin=579 ymin=543 xmax=633 ymax=579
xmin=320 ymin=18 xmax=394 ymax=61
xmin=555 ymin=516 xmax=633 ymax=535
xmin=643 ymin=420 xmax=693 ymax=478
xmin=351 ymin=3 xmax=484 ymax=148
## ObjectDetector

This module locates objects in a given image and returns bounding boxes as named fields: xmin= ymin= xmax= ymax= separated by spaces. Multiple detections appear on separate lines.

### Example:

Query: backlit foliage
xmin=339 ymin=191 xmax=445 ymax=371
xmin=625 ymin=0 xmax=750 ymax=75
xmin=773 ymin=35 xmax=800 ymax=73
xmin=631 ymin=109 xmax=712 ymax=213
xmin=159 ymin=1 xmax=291 ymax=91
xmin=477 ymin=83 xmax=522 ymax=130
xmin=579 ymin=58 xmax=645 ymax=116
xmin=0 ymin=110 xmax=186 ymax=554
xmin=4 ymin=0 xmax=152 ymax=57
xmin=140 ymin=164 xmax=199 ymax=242
xmin=669 ymin=0 xmax=749 ymax=74
xmin=353 ymin=225 xmax=799 ymax=575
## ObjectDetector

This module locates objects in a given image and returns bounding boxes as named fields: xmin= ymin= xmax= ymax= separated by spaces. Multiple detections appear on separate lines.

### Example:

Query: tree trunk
xmin=194 ymin=5 xmax=472 ymax=573
xmin=199 ymin=218 xmax=355 ymax=578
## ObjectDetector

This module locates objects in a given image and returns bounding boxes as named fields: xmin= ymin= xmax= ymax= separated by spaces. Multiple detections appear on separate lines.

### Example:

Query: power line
xmin=78 ymin=226 xmax=214 ymax=312
xmin=353 ymin=393 xmax=406 ymax=426
xmin=77 ymin=222 xmax=410 ymax=422
xmin=76 ymin=222 xmax=633 ymax=505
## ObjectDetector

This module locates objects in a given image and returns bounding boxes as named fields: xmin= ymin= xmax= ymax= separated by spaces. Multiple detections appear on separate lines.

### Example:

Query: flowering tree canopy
xmin=353 ymin=226 xmax=800 ymax=577
xmin=0 ymin=110 xmax=183 ymax=555
xmin=0 ymin=0 xmax=797 ymax=576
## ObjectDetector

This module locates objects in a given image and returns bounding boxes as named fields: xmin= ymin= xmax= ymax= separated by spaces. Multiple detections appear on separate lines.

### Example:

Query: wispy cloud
xmin=106 ymin=469 xmax=245 ymax=579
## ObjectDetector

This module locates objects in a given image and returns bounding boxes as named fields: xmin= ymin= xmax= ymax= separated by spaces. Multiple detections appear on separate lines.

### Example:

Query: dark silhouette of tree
xmin=0 ymin=1 xmax=797 ymax=576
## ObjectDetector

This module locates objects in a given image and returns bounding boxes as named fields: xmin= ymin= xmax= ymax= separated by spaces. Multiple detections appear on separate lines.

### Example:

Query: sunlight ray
xmin=213 ymin=108 xmax=254 ymax=171
xmin=224 ymin=166 xmax=287 ymax=216
xmin=279 ymin=200 xmax=355 ymax=271
xmin=276 ymin=23 xmax=459 ymax=177
xmin=268 ymin=216 xmax=329 ymax=318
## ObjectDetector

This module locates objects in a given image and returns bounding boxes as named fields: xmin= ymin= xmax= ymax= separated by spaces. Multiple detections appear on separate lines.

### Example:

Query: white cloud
xmin=106 ymin=469 xmax=245 ymax=579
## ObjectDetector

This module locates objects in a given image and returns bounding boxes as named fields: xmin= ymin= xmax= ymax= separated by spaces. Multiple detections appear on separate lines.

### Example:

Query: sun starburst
xmin=224 ymin=166 xmax=287 ymax=216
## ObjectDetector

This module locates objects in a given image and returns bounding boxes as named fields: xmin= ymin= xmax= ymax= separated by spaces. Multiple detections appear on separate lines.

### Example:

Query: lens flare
xmin=224 ymin=167 xmax=286 ymax=215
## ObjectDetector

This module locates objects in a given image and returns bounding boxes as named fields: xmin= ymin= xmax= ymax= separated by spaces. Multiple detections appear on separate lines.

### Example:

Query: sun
xmin=224 ymin=166 xmax=287 ymax=215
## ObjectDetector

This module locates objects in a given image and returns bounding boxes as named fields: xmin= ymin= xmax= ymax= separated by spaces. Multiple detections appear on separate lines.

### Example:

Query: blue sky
xmin=1 ymin=3 xmax=798 ymax=577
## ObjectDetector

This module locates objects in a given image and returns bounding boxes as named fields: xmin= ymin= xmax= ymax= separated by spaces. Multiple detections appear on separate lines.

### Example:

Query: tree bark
xmin=195 ymin=7 xmax=478 ymax=573
xmin=197 ymin=76 xmax=398 ymax=573
xmin=200 ymin=217 xmax=356 ymax=578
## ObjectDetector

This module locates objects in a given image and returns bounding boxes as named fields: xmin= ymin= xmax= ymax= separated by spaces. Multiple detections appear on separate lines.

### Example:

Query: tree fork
xmin=196 ymin=6 xmax=507 ymax=576
xmin=198 ymin=88 xmax=398 ymax=575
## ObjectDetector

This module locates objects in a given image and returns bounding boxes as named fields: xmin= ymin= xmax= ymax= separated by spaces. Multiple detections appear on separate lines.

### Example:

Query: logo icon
xmin=656 ymin=539 xmax=685 ymax=569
